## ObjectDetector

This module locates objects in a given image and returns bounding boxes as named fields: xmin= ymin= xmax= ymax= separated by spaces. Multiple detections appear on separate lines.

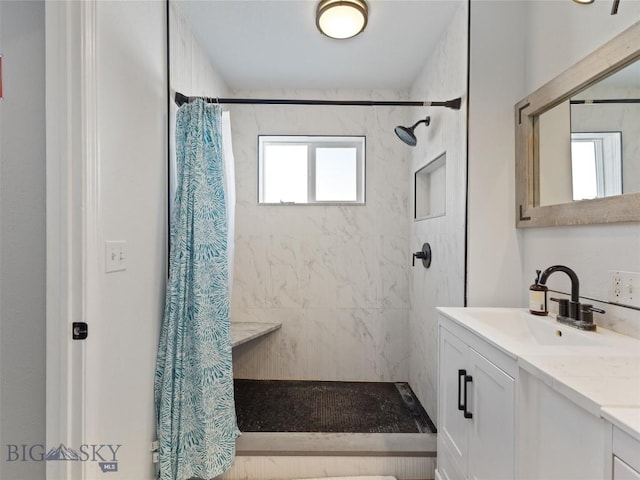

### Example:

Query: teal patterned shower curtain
xmin=155 ymin=99 xmax=239 ymax=480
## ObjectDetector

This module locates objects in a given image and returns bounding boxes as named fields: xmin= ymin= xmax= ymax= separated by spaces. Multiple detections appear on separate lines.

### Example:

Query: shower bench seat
xmin=231 ymin=322 xmax=281 ymax=348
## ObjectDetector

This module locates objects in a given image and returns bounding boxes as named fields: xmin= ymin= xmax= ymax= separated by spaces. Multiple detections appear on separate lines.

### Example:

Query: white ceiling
xmin=175 ymin=0 xmax=462 ymax=91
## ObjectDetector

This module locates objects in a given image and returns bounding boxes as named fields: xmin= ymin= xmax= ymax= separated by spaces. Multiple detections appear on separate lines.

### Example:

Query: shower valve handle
xmin=412 ymin=243 xmax=432 ymax=269
xmin=413 ymin=251 xmax=427 ymax=264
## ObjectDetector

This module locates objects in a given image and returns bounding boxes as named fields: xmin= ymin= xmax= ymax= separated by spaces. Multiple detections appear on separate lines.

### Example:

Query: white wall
xmin=467 ymin=1 xmax=640 ymax=338
xmin=0 ymin=2 xmax=46 ymax=479
xmin=467 ymin=0 xmax=527 ymax=308
xmin=522 ymin=2 xmax=640 ymax=338
xmin=81 ymin=2 xmax=167 ymax=478
xmin=523 ymin=3 xmax=640 ymax=94
xmin=170 ymin=3 xmax=229 ymax=98
xmin=230 ymin=89 xmax=411 ymax=382
xmin=407 ymin=2 xmax=468 ymax=424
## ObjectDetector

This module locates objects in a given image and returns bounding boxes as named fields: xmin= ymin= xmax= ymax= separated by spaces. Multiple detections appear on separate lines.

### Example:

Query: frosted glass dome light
xmin=316 ymin=0 xmax=368 ymax=40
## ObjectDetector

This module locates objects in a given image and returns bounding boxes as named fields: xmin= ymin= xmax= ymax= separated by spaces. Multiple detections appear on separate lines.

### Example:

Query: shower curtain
xmin=155 ymin=99 xmax=239 ymax=480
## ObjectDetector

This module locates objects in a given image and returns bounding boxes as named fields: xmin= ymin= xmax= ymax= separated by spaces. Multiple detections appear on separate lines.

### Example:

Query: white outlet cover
xmin=105 ymin=241 xmax=127 ymax=273
xmin=609 ymin=270 xmax=640 ymax=308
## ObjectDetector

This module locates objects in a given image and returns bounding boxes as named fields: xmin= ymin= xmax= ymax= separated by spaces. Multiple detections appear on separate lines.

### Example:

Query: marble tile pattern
xmin=219 ymin=456 xmax=435 ymax=480
xmin=235 ymin=432 xmax=435 ymax=456
xmin=229 ymin=88 xmax=412 ymax=382
xmin=408 ymin=3 xmax=469 ymax=426
xmin=231 ymin=322 xmax=281 ymax=348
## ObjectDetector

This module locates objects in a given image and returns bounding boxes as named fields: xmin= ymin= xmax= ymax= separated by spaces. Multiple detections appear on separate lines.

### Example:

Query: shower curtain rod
xmin=174 ymin=92 xmax=462 ymax=110
xmin=570 ymin=98 xmax=640 ymax=105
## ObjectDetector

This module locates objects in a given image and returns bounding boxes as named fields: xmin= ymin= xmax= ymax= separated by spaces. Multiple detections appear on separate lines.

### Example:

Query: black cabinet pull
xmin=457 ymin=369 xmax=466 ymax=411
xmin=463 ymin=374 xmax=473 ymax=419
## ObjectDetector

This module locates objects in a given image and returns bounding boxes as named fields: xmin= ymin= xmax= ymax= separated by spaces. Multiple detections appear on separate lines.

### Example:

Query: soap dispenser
xmin=529 ymin=270 xmax=548 ymax=316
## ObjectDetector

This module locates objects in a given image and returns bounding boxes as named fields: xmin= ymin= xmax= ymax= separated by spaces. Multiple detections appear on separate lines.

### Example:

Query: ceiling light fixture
xmin=316 ymin=0 xmax=368 ymax=40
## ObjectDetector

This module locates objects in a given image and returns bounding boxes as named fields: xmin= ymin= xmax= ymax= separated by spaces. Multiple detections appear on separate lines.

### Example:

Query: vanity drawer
xmin=614 ymin=457 xmax=640 ymax=480
xmin=612 ymin=426 xmax=640 ymax=476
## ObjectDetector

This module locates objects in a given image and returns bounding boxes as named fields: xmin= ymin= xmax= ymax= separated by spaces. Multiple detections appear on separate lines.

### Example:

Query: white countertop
xmin=518 ymin=354 xmax=640 ymax=416
xmin=437 ymin=307 xmax=640 ymax=437
xmin=602 ymin=407 xmax=640 ymax=442
xmin=231 ymin=322 xmax=281 ymax=348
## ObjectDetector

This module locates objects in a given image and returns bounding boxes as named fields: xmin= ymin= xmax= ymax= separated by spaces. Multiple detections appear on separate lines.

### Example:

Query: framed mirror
xmin=515 ymin=20 xmax=640 ymax=227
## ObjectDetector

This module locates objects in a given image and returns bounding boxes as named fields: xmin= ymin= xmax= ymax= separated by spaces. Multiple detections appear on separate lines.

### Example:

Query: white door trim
xmin=45 ymin=1 xmax=100 ymax=479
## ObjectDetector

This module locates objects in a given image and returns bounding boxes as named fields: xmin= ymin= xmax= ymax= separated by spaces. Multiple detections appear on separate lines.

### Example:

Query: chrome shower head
xmin=394 ymin=116 xmax=431 ymax=146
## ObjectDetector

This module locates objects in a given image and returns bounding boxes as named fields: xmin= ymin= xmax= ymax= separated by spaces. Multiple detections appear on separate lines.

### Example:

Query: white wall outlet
xmin=609 ymin=271 xmax=640 ymax=308
xmin=105 ymin=241 xmax=127 ymax=273
xmin=150 ymin=440 xmax=159 ymax=452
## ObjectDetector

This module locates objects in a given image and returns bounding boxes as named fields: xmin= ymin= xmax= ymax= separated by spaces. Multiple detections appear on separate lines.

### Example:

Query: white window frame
xmin=571 ymin=131 xmax=622 ymax=200
xmin=258 ymin=135 xmax=365 ymax=205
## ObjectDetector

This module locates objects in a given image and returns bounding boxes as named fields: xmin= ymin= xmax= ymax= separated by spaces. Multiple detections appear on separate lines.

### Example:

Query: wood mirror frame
xmin=515 ymin=21 xmax=640 ymax=228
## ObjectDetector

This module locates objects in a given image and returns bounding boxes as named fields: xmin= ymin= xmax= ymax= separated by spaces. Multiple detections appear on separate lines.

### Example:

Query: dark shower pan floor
xmin=233 ymin=380 xmax=436 ymax=434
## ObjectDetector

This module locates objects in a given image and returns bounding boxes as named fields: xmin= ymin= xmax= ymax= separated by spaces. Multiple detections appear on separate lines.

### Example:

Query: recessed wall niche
xmin=414 ymin=153 xmax=446 ymax=220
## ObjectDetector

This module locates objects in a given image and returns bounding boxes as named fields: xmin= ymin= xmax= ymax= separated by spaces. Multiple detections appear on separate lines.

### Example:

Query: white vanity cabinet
xmin=517 ymin=369 xmax=605 ymax=480
xmin=436 ymin=307 xmax=640 ymax=480
xmin=608 ymin=420 xmax=640 ymax=480
xmin=437 ymin=314 xmax=516 ymax=480
xmin=614 ymin=459 xmax=640 ymax=480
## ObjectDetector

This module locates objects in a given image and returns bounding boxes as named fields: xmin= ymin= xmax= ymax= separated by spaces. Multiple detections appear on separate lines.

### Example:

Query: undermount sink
xmin=444 ymin=308 xmax=633 ymax=350
xmin=464 ymin=309 xmax=599 ymax=346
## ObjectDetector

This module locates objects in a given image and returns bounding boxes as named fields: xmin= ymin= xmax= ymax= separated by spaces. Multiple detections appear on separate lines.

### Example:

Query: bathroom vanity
xmin=435 ymin=308 xmax=640 ymax=480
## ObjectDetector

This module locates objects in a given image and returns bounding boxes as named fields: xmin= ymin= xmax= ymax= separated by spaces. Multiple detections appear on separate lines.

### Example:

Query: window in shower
xmin=258 ymin=135 xmax=365 ymax=204
xmin=414 ymin=152 xmax=446 ymax=220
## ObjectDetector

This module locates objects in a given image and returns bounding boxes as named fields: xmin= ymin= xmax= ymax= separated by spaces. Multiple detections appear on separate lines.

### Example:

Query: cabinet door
xmin=468 ymin=348 xmax=515 ymax=480
xmin=614 ymin=457 xmax=640 ymax=480
xmin=439 ymin=327 xmax=470 ymax=477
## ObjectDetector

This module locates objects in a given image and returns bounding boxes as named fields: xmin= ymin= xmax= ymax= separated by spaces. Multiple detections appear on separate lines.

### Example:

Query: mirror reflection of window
xmin=569 ymin=59 xmax=640 ymax=198
xmin=570 ymin=132 xmax=622 ymax=201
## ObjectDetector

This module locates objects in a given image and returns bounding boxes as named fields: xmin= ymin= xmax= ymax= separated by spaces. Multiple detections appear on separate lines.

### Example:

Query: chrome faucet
xmin=538 ymin=265 xmax=604 ymax=331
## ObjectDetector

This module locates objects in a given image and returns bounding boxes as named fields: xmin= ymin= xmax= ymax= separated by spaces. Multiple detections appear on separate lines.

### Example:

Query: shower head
xmin=394 ymin=116 xmax=431 ymax=147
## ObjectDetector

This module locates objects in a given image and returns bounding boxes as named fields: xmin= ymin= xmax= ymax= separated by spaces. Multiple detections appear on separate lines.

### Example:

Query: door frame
xmin=45 ymin=1 xmax=100 ymax=478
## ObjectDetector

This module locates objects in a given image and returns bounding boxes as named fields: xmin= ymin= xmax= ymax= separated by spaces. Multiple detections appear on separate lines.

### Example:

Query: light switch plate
xmin=105 ymin=241 xmax=127 ymax=273
xmin=609 ymin=271 xmax=640 ymax=308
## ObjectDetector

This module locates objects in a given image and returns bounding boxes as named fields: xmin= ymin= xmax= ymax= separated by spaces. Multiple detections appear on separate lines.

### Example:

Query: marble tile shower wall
xmin=408 ymin=3 xmax=468 ymax=425
xmin=229 ymin=90 xmax=412 ymax=381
